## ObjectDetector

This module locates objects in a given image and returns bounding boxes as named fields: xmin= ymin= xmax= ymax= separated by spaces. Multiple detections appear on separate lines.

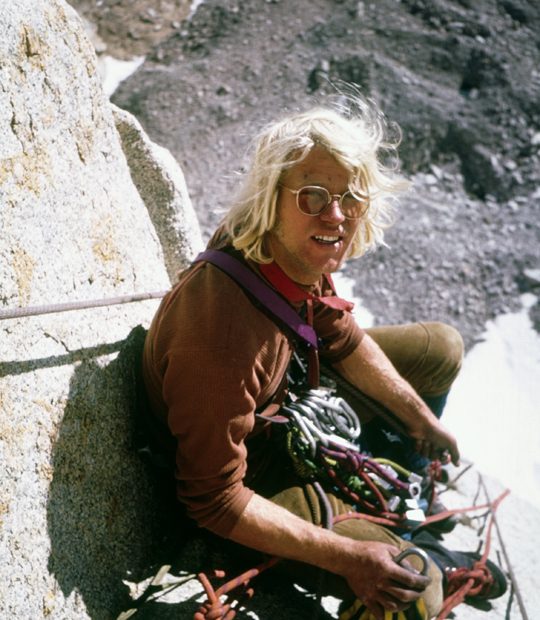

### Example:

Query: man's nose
xmin=320 ymin=197 xmax=345 ymax=223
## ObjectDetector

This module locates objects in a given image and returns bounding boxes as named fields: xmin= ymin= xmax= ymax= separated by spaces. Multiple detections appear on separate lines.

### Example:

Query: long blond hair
xmin=223 ymin=97 xmax=408 ymax=263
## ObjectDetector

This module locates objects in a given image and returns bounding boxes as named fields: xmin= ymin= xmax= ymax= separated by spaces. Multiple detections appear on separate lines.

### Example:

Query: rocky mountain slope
xmin=68 ymin=0 xmax=192 ymax=58
xmin=80 ymin=0 xmax=540 ymax=348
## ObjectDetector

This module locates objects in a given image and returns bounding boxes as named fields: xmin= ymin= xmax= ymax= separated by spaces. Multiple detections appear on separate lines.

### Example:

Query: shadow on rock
xmin=120 ymin=534 xmax=340 ymax=620
xmin=46 ymin=326 xmax=337 ymax=619
xmin=113 ymin=523 xmax=341 ymax=619
xmin=47 ymin=326 xmax=183 ymax=619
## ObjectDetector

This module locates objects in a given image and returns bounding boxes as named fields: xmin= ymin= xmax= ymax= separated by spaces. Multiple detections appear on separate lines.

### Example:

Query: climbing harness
xmin=195 ymin=250 xmax=425 ymax=528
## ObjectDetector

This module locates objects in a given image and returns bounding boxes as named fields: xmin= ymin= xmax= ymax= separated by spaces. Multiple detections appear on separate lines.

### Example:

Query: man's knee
xmin=420 ymin=322 xmax=464 ymax=395
xmin=366 ymin=321 xmax=464 ymax=396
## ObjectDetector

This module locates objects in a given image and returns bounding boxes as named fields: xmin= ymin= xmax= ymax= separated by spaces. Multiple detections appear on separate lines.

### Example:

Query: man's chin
xmin=321 ymin=258 xmax=345 ymax=274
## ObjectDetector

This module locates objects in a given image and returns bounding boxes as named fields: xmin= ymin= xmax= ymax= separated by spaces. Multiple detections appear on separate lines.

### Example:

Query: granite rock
xmin=0 ymin=1 xmax=199 ymax=617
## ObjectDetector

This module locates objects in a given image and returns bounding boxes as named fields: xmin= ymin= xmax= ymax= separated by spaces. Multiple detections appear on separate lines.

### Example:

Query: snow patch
xmin=189 ymin=0 xmax=207 ymax=19
xmin=98 ymin=55 xmax=145 ymax=97
xmin=445 ymin=294 xmax=540 ymax=509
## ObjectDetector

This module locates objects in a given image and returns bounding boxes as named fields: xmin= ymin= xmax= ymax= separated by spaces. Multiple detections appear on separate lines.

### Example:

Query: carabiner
xmin=393 ymin=547 xmax=430 ymax=576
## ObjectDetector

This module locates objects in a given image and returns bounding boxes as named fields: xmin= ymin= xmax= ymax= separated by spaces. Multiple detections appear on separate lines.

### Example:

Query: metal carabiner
xmin=393 ymin=547 xmax=430 ymax=576
xmin=287 ymin=408 xmax=318 ymax=459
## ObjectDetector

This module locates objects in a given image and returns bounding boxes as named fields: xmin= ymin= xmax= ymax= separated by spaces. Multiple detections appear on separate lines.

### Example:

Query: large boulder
xmin=113 ymin=104 xmax=203 ymax=280
xmin=0 ymin=1 xmax=201 ymax=617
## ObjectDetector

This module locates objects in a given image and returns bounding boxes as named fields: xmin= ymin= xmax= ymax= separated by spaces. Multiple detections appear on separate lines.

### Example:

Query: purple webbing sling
xmin=194 ymin=250 xmax=318 ymax=350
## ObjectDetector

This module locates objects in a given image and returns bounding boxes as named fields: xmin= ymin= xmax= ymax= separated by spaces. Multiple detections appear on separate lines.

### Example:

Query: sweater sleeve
xmin=145 ymin=262 xmax=291 ymax=537
xmin=161 ymin=348 xmax=255 ymax=536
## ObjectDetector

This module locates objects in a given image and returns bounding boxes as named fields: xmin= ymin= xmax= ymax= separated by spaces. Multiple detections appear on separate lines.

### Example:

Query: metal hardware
xmin=394 ymin=547 xmax=430 ymax=576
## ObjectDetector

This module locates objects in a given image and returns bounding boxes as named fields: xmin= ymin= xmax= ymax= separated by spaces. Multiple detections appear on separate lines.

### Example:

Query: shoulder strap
xmin=193 ymin=249 xmax=318 ymax=350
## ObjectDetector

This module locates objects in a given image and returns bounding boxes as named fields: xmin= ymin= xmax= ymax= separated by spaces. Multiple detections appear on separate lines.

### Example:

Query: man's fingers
xmin=364 ymin=599 xmax=386 ymax=620
xmin=418 ymin=438 xmax=460 ymax=466
xmin=386 ymin=584 xmax=425 ymax=602
xmin=366 ymin=590 xmax=417 ymax=617
xmin=389 ymin=563 xmax=431 ymax=590
xmin=383 ymin=559 xmax=431 ymax=600
xmin=415 ymin=439 xmax=429 ymax=456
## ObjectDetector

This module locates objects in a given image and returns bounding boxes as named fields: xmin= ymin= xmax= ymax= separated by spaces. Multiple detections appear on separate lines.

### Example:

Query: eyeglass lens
xmin=297 ymin=187 xmax=367 ymax=219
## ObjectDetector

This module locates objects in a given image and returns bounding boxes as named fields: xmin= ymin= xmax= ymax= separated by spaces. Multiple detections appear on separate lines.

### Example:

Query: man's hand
xmin=411 ymin=418 xmax=460 ymax=466
xmin=342 ymin=541 xmax=430 ymax=620
xmin=333 ymin=334 xmax=461 ymax=466
xmin=229 ymin=495 xmax=433 ymax=620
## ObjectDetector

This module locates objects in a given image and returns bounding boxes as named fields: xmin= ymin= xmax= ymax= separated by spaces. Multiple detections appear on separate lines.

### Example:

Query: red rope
xmin=435 ymin=488 xmax=510 ymax=620
xmin=194 ymin=558 xmax=280 ymax=619
xmin=193 ymin=490 xmax=510 ymax=620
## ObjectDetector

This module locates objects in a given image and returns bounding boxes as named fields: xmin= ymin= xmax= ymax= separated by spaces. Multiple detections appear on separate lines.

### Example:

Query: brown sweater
xmin=142 ymin=254 xmax=364 ymax=537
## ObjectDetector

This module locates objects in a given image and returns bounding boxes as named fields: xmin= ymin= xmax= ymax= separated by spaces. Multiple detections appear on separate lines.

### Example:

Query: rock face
xmin=0 ymin=1 xmax=200 ymax=617
xmin=112 ymin=0 xmax=540 ymax=348
xmin=113 ymin=104 xmax=203 ymax=280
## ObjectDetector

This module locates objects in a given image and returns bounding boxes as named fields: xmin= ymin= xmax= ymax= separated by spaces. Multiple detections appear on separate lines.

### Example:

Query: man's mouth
xmin=312 ymin=235 xmax=342 ymax=245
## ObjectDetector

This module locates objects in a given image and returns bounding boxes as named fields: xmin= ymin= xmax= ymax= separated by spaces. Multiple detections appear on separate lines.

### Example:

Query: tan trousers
xmin=366 ymin=322 xmax=463 ymax=398
xmin=255 ymin=322 xmax=464 ymax=617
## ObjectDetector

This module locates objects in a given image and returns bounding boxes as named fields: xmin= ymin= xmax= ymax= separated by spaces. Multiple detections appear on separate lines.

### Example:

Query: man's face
xmin=266 ymin=146 xmax=361 ymax=285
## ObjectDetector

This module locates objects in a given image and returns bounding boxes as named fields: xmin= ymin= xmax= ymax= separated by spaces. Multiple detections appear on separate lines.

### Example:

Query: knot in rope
xmin=445 ymin=561 xmax=494 ymax=598
xmin=437 ymin=560 xmax=496 ymax=619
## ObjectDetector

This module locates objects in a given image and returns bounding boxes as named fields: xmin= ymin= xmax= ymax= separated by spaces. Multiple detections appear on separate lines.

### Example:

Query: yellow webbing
xmin=339 ymin=598 xmax=428 ymax=620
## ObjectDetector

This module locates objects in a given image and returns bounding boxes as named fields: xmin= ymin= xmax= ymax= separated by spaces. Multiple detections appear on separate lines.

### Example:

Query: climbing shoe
xmin=412 ymin=530 xmax=507 ymax=601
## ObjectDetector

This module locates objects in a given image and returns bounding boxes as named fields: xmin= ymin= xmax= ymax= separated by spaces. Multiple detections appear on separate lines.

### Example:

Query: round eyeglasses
xmin=281 ymin=185 xmax=369 ymax=220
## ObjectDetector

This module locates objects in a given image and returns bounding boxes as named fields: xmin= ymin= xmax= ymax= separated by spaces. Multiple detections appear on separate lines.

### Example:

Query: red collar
xmin=258 ymin=261 xmax=354 ymax=312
